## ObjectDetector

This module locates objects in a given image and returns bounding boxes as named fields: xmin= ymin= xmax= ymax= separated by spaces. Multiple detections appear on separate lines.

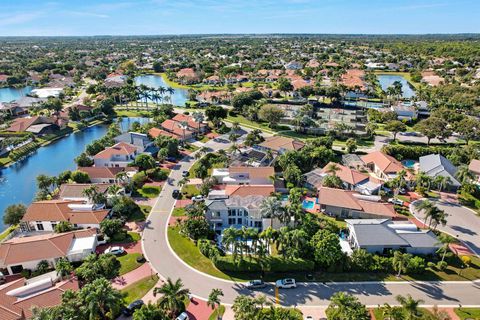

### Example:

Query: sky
xmin=0 ymin=0 xmax=478 ymax=36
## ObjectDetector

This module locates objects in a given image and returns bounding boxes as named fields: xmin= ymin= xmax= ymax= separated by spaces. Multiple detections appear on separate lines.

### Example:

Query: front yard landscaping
xmin=122 ymin=275 xmax=159 ymax=304
xmin=118 ymin=252 xmax=145 ymax=275
xmin=136 ymin=185 xmax=161 ymax=198
xmin=455 ymin=308 xmax=480 ymax=320
xmin=209 ymin=305 xmax=226 ymax=320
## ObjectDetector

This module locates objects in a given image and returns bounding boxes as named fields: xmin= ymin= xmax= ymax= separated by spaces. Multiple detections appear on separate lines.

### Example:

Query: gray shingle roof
xmin=353 ymin=224 xmax=409 ymax=247
xmin=419 ymin=154 xmax=460 ymax=186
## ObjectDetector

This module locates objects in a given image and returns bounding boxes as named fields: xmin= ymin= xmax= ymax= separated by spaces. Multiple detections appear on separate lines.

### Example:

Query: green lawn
xmin=455 ymin=308 xmax=480 ymax=320
xmin=137 ymin=185 xmax=161 ymax=198
xmin=181 ymin=184 xmax=200 ymax=198
xmin=209 ymin=305 xmax=225 ymax=320
xmin=117 ymin=253 xmax=145 ymax=275
xmin=122 ymin=275 xmax=159 ymax=304
xmin=373 ymin=307 xmax=432 ymax=320
xmin=172 ymin=207 xmax=186 ymax=217
xmin=226 ymin=115 xmax=276 ymax=134
xmin=114 ymin=109 xmax=152 ymax=118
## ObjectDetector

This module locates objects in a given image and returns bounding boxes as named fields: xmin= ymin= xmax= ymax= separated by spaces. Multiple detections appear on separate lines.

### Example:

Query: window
xmin=36 ymin=221 xmax=44 ymax=231
xmin=237 ymin=218 xmax=242 ymax=225
xmin=228 ymin=218 xmax=235 ymax=225
xmin=51 ymin=221 xmax=57 ymax=230
xmin=254 ymin=221 xmax=262 ymax=228
xmin=227 ymin=209 xmax=233 ymax=217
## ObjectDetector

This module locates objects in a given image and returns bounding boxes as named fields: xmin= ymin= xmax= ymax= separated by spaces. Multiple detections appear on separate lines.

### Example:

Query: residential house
xmin=20 ymin=200 xmax=110 ymax=232
xmin=391 ymin=103 xmax=418 ymax=121
xmin=77 ymin=166 xmax=137 ymax=184
xmin=58 ymin=183 xmax=115 ymax=202
xmin=257 ymin=136 xmax=305 ymax=155
xmin=104 ymin=74 xmax=127 ymax=88
xmin=468 ymin=159 xmax=480 ymax=184
xmin=317 ymin=187 xmax=399 ymax=219
xmin=285 ymin=61 xmax=303 ymax=70
xmin=341 ymin=69 xmax=366 ymax=90
xmin=345 ymin=219 xmax=440 ymax=255
xmin=160 ymin=119 xmax=194 ymax=141
xmin=419 ymin=154 xmax=461 ymax=189
xmin=205 ymin=195 xmax=283 ymax=234
xmin=93 ymin=142 xmax=139 ymax=167
xmin=113 ymin=132 xmax=158 ymax=154
xmin=212 ymin=167 xmax=274 ymax=185
xmin=0 ymin=274 xmax=80 ymax=319
xmin=304 ymin=162 xmax=381 ymax=195
xmin=176 ymin=68 xmax=199 ymax=84
xmin=0 ymin=229 xmax=98 ymax=275
xmin=172 ymin=113 xmax=208 ymax=134
xmin=361 ymin=151 xmax=409 ymax=182
xmin=6 ymin=116 xmax=60 ymax=134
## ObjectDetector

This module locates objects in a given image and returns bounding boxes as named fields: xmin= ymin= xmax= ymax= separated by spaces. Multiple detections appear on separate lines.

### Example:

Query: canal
xmin=135 ymin=74 xmax=189 ymax=107
xmin=0 ymin=117 xmax=148 ymax=230
xmin=376 ymin=74 xmax=415 ymax=99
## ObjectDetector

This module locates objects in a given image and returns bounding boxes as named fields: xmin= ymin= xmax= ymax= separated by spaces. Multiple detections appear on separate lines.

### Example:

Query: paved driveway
xmin=142 ymin=128 xmax=480 ymax=307
xmin=412 ymin=199 xmax=480 ymax=256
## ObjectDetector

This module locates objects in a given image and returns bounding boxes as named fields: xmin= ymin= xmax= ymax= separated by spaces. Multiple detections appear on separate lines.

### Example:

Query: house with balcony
xmin=93 ymin=142 xmax=139 ymax=167
xmin=361 ymin=151 xmax=412 ymax=182
xmin=113 ymin=132 xmax=158 ymax=154
xmin=212 ymin=167 xmax=274 ymax=185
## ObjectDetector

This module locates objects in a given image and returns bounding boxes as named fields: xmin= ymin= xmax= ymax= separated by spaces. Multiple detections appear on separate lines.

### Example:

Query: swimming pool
xmin=402 ymin=159 xmax=416 ymax=168
xmin=302 ymin=200 xmax=315 ymax=210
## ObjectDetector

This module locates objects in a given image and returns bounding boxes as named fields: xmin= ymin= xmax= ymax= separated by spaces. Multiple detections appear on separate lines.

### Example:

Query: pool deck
xmin=303 ymin=197 xmax=320 ymax=213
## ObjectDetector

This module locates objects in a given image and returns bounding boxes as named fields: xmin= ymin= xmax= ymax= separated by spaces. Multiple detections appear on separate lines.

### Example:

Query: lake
xmin=377 ymin=74 xmax=415 ymax=99
xmin=0 ymin=86 xmax=34 ymax=103
xmin=0 ymin=117 xmax=147 ymax=230
xmin=135 ymin=74 xmax=189 ymax=107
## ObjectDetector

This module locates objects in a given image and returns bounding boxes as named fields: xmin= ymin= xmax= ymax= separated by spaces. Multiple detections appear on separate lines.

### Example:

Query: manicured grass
xmin=117 ymin=253 xmax=145 ymax=275
xmin=122 ymin=275 xmax=159 ymax=304
xmin=181 ymin=184 xmax=200 ymax=198
xmin=455 ymin=308 xmax=480 ymax=320
xmin=128 ymin=205 xmax=151 ymax=222
xmin=172 ymin=207 xmax=186 ymax=217
xmin=226 ymin=115 xmax=276 ymax=134
xmin=137 ymin=185 xmax=161 ymax=198
xmin=373 ymin=307 xmax=432 ymax=320
xmin=0 ymin=225 xmax=16 ymax=242
xmin=114 ymin=109 xmax=152 ymax=118
xmin=167 ymin=226 xmax=244 ymax=281
xmin=128 ymin=232 xmax=141 ymax=242
xmin=209 ymin=305 xmax=225 ymax=320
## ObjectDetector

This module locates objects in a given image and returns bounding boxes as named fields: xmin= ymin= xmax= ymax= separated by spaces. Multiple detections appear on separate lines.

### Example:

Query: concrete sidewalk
xmin=112 ymin=263 xmax=154 ymax=290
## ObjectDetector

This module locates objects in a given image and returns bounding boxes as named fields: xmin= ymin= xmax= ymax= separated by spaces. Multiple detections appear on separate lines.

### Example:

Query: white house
xmin=211 ymin=167 xmax=274 ymax=185
xmin=93 ymin=142 xmax=139 ymax=168
xmin=0 ymin=229 xmax=98 ymax=275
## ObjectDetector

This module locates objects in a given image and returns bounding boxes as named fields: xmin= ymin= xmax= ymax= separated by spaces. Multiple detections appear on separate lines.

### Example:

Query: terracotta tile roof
xmin=172 ymin=114 xmax=206 ymax=130
xmin=229 ymin=167 xmax=274 ymax=179
xmin=0 ymin=229 xmax=97 ymax=265
xmin=321 ymin=162 xmax=369 ymax=185
xmin=224 ymin=185 xmax=275 ymax=197
xmin=148 ymin=127 xmax=180 ymax=139
xmin=468 ymin=159 xmax=480 ymax=175
xmin=22 ymin=200 xmax=109 ymax=225
xmin=318 ymin=187 xmax=363 ymax=211
xmin=361 ymin=151 xmax=404 ymax=174
xmin=176 ymin=68 xmax=197 ymax=79
xmin=77 ymin=166 xmax=137 ymax=179
xmin=93 ymin=142 xmax=137 ymax=160
xmin=357 ymin=200 xmax=397 ymax=218
xmin=341 ymin=69 xmax=366 ymax=90
xmin=258 ymin=136 xmax=305 ymax=152
xmin=0 ymin=277 xmax=80 ymax=319
xmin=161 ymin=119 xmax=194 ymax=137
xmin=6 ymin=117 xmax=40 ymax=132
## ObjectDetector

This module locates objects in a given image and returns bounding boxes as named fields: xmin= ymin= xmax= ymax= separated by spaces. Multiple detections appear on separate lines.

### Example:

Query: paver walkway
xmin=186 ymin=297 xmax=213 ymax=320
xmin=112 ymin=263 xmax=154 ymax=290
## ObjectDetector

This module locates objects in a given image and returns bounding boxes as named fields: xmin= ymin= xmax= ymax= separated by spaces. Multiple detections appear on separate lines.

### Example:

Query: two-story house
xmin=212 ymin=167 xmax=274 ymax=185
xmin=77 ymin=166 xmax=138 ymax=184
xmin=361 ymin=151 xmax=410 ymax=182
xmin=114 ymin=132 xmax=158 ymax=155
xmin=93 ymin=142 xmax=139 ymax=167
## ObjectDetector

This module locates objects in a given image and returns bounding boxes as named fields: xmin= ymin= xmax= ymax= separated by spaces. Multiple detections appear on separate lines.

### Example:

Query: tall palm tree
xmin=192 ymin=111 xmax=205 ymax=134
xmin=153 ymin=278 xmax=190 ymax=317
xmin=260 ymin=197 xmax=283 ymax=227
xmin=79 ymin=278 xmax=124 ymax=320
xmin=396 ymin=294 xmax=423 ymax=320
xmin=222 ymin=227 xmax=239 ymax=261
xmin=456 ymin=165 xmax=474 ymax=184
xmin=393 ymin=251 xmax=411 ymax=277
xmin=207 ymin=288 xmax=224 ymax=319
xmin=107 ymin=184 xmax=122 ymax=196
xmin=178 ymin=121 xmax=189 ymax=144
xmin=436 ymin=234 xmax=456 ymax=263
xmin=415 ymin=200 xmax=435 ymax=226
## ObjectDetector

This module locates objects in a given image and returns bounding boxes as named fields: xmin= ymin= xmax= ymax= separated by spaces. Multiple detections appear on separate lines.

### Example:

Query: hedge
xmin=382 ymin=144 xmax=476 ymax=166
xmin=214 ymin=256 xmax=314 ymax=273
xmin=8 ymin=141 xmax=40 ymax=161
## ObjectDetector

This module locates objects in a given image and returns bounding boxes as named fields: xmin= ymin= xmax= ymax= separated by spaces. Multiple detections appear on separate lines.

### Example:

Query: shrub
xmin=437 ymin=261 xmax=448 ymax=270
xmin=146 ymin=168 xmax=169 ymax=181
xmin=213 ymin=256 xmax=314 ymax=273
xmin=406 ymin=256 xmax=426 ymax=274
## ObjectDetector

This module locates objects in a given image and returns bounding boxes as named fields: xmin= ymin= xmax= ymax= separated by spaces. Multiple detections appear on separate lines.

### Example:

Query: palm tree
xmin=396 ymin=294 xmax=423 ymax=320
xmin=222 ymin=227 xmax=238 ymax=260
xmin=55 ymin=257 xmax=73 ymax=279
xmin=192 ymin=111 xmax=205 ymax=134
xmin=436 ymin=234 xmax=456 ymax=263
xmin=79 ymin=278 xmax=123 ymax=320
xmin=82 ymin=185 xmax=100 ymax=204
xmin=178 ymin=121 xmax=189 ymax=144
xmin=207 ymin=288 xmax=224 ymax=319
xmin=456 ymin=165 xmax=474 ymax=184
xmin=260 ymin=197 xmax=284 ymax=228
xmin=132 ymin=303 xmax=167 ymax=320
xmin=107 ymin=184 xmax=122 ymax=196
xmin=382 ymin=303 xmax=404 ymax=320
xmin=178 ymin=177 xmax=190 ymax=188
xmin=434 ymin=175 xmax=452 ymax=192
xmin=415 ymin=200 xmax=435 ymax=226
xmin=326 ymin=163 xmax=340 ymax=176
xmin=153 ymin=278 xmax=190 ymax=317
xmin=393 ymin=251 xmax=411 ymax=277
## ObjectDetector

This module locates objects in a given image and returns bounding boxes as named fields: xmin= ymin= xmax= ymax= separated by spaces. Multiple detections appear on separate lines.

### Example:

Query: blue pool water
xmin=302 ymin=200 xmax=315 ymax=210
xmin=402 ymin=159 xmax=416 ymax=168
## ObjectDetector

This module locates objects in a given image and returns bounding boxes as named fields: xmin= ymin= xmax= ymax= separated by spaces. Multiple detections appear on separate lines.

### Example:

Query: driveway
xmin=142 ymin=126 xmax=480 ymax=308
xmin=412 ymin=199 xmax=480 ymax=256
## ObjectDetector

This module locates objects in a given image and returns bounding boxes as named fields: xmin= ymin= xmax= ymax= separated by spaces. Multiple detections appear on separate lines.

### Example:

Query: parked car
xmin=388 ymin=198 xmax=404 ymax=206
xmin=304 ymin=316 xmax=314 ymax=320
xmin=104 ymin=246 xmax=125 ymax=256
xmin=176 ymin=312 xmax=190 ymax=320
xmin=0 ymin=271 xmax=5 ymax=284
xmin=275 ymin=278 xmax=296 ymax=289
xmin=123 ymin=300 xmax=144 ymax=316
xmin=246 ymin=279 xmax=266 ymax=289
xmin=182 ymin=170 xmax=189 ymax=177
xmin=172 ymin=189 xmax=180 ymax=199
xmin=192 ymin=195 xmax=204 ymax=202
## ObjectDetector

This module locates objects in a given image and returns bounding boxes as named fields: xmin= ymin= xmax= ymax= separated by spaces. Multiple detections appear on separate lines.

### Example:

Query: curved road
xmin=142 ymin=138 xmax=480 ymax=307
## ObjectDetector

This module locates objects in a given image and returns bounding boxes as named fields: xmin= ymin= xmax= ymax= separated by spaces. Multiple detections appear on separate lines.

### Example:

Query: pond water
xmin=377 ymin=74 xmax=415 ymax=99
xmin=0 ymin=86 xmax=34 ymax=102
xmin=135 ymin=75 xmax=189 ymax=107
xmin=0 ymin=117 xmax=147 ymax=230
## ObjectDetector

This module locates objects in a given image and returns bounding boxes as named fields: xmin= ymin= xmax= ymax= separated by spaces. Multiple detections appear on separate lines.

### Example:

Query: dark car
xmin=182 ymin=170 xmax=189 ymax=177
xmin=172 ymin=189 xmax=180 ymax=199
xmin=123 ymin=300 xmax=144 ymax=316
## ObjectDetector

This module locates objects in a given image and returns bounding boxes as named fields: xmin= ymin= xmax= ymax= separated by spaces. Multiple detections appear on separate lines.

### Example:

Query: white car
xmin=275 ymin=278 xmax=296 ymax=289
xmin=176 ymin=312 xmax=189 ymax=320
xmin=388 ymin=198 xmax=404 ymax=206
xmin=191 ymin=195 xmax=204 ymax=202
xmin=104 ymin=246 xmax=125 ymax=256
